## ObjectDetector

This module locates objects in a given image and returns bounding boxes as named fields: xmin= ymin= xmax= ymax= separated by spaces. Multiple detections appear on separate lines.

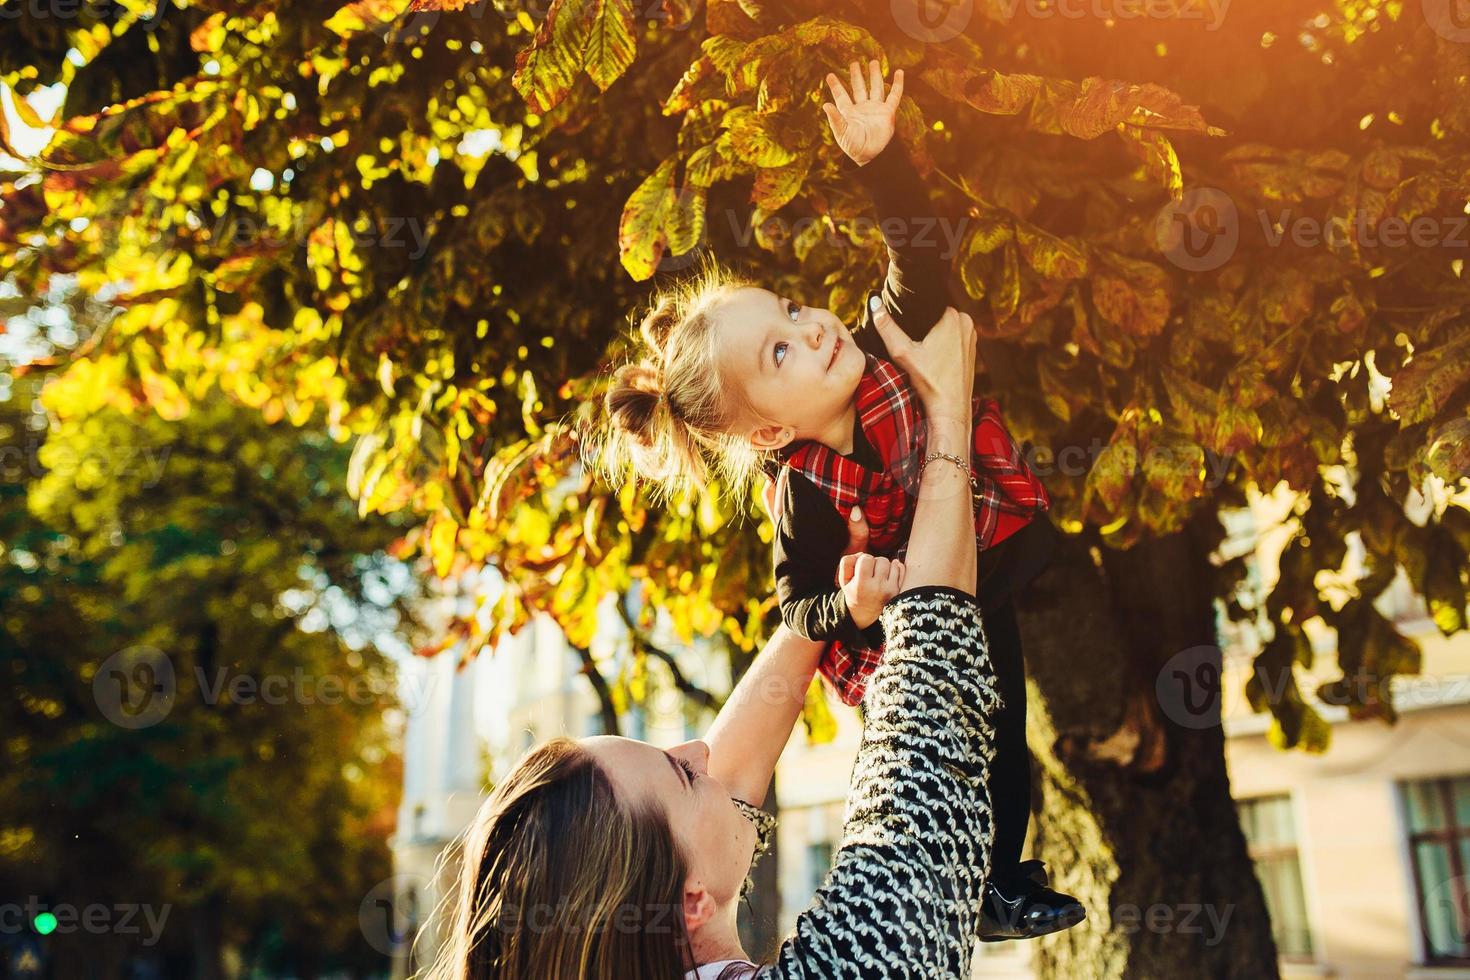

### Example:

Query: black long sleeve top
xmin=770 ymin=141 xmax=1056 ymax=650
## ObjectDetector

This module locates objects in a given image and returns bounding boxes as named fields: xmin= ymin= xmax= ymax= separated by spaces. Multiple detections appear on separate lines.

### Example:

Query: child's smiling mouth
xmin=827 ymin=335 xmax=843 ymax=371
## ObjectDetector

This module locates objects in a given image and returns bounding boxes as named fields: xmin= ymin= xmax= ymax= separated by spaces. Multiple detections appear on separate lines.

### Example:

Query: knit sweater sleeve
xmin=756 ymin=586 xmax=1000 ymax=979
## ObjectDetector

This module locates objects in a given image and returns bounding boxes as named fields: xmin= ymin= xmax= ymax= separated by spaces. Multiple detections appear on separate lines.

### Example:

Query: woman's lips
xmin=828 ymin=336 xmax=843 ymax=371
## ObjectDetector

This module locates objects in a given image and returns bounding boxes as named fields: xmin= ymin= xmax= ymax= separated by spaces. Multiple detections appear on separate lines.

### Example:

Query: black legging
xmin=978 ymin=598 xmax=1029 ymax=879
xmin=972 ymin=516 xmax=1057 ymax=883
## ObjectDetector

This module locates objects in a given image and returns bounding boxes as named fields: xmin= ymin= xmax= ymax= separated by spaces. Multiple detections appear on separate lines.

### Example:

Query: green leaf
xmin=988 ymin=239 xmax=1021 ymax=324
xmin=1116 ymin=124 xmax=1183 ymax=201
xmin=512 ymin=0 xmax=595 ymax=113
xmin=618 ymin=157 xmax=678 ymax=280
xmin=751 ymin=154 xmax=809 ymax=211
xmin=1387 ymin=331 xmax=1470 ymax=426
xmin=585 ymin=0 xmax=638 ymax=91
xmin=1092 ymin=253 xmax=1171 ymax=337
xmin=1017 ymin=223 xmax=1089 ymax=281
xmin=722 ymin=107 xmax=796 ymax=168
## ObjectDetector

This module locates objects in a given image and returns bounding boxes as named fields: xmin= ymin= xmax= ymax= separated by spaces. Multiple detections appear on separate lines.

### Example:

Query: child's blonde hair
xmin=601 ymin=255 xmax=764 ymax=498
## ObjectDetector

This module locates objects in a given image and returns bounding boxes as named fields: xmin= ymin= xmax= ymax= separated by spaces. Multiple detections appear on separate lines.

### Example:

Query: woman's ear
xmin=749 ymin=423 xmax=795 ymax=452
xmin=683 ymin=882 xmax=717 ymax=935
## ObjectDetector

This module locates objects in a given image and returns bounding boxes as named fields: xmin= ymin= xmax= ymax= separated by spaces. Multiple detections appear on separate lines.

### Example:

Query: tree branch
xmin=571 ymin=643 xmax=620 ymax=736
xmin=615 ymin=597 xmax=723 ymax=715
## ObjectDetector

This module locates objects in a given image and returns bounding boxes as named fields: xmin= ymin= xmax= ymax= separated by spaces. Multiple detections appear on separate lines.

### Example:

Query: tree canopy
xmin=2 ymin=0 xmax=1468 ymax=755
xmin=0 ymin=364 xmax=412 ymax=976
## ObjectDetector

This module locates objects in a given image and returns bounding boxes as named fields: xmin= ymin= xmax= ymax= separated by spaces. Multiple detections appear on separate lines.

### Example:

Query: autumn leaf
xmin=512 ymin=0 xmax=596 ymax=112
xmin=618 ymin=157 xmax=678 ymax=280
xmin=584 ymin=0 xmax=638 ymax=91
xmin=1387 ymin=330 xmax=1470 ymax=426
xmin=1091 ymin=253 xmax=1172 ymax=337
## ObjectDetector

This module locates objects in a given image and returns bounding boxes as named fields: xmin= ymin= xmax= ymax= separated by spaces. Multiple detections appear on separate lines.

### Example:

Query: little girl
xmin=602 ymin=60 xmax=1083 ymax=941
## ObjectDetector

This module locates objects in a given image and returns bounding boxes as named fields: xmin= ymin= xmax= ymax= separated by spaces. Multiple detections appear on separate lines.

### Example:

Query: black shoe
xmin=978 ymin=861 xmax=1086 ymax=942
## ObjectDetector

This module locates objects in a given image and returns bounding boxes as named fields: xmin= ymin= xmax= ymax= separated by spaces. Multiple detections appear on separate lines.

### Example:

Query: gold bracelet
xmin=920 ymin=450 xmax=976 ymax=490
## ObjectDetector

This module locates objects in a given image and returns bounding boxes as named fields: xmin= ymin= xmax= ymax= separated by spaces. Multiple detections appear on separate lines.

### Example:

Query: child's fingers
xmin=870 ymin=556 xmax=890 ymax=584
xmin=854 ymin=552 xmax=876 ymax=583
xmin=849 ymin=60 xmax=866 ymax=103
xmin=886 ymin=69 xmax=905 ymax=109
xmin=825 ymin=74 xmax=852 ymax=112
xmin=868 ymin=59 xmax=883 ymax=104
xmin=885 ymin=559 xmax=905 ymax=596
xmin=842 ymin=504 xmax=870 ymax=557
xmin=838 ymin=552 xmax=860 ymax=587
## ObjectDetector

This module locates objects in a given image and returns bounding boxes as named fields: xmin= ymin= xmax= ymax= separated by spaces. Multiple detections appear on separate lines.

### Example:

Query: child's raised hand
xmin=822 ymin=59 xmax=904 ymax=168
xmin=838 ymin=552 xmax=905 ymax=630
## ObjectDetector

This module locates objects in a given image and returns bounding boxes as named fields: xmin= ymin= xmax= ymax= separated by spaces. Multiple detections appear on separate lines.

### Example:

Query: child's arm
xmin=773 ymin=471 xmax=889 ymax=650
xmin=824 ymin=60 xmax=953 ymax=346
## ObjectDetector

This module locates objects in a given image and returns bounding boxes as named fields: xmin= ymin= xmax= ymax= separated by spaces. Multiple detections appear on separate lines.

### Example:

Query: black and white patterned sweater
xmin=752 ymin=586 xmax=1001 ymax=979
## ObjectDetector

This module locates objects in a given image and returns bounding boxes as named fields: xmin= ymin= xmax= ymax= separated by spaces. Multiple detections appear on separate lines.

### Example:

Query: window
xmin=1238 ymin=794 xmax=1314 ymax=960
xmin=806 ymin=841 xmax=833 ymax=897
xmin=1403 ymin=776 xmax=1470 ymax=963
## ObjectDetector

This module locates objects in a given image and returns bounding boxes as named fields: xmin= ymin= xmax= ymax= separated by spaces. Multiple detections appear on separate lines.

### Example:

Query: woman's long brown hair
xmin=422 ymin=737 xmax=694 ymax=980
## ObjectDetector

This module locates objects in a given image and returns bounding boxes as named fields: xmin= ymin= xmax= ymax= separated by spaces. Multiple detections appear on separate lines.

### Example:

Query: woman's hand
xmin=823 ymin=59 xmax=904 ymax=167
xmin=871 ymin=304 xmax=977 ymax=422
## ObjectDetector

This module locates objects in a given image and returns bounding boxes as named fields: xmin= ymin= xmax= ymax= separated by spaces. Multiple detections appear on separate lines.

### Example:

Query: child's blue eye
xmin=786 ymin=300 xmax=801 ymax=321
xmin=774 ymin=341 xmax=789 ymax=366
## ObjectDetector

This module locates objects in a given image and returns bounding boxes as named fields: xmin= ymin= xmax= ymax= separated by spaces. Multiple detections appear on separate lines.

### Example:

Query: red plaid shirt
xmin=779 ymin=355 xmax=1050 ymax=705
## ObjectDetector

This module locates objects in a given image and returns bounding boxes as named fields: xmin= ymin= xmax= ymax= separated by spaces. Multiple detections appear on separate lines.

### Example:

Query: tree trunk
xmin=738 ymin=778 xmax=783 ymax=961
xmin=1014 ymin=515 xmax=1280 ymax=979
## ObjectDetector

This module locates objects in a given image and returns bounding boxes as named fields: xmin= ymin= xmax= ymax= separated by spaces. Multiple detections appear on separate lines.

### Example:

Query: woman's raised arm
xmin=706 ymin=497 xmax=872 ymax=807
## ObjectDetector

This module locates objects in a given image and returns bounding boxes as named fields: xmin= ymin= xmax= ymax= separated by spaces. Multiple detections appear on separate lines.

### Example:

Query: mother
xmin=425 ymin=305 xmax=998 ymax=979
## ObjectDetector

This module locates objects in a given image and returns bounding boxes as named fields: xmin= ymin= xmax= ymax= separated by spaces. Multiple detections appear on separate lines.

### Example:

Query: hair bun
xmin=638 ymin=298 xmax=681 ymax=359
xmin=604 ymin=362 xmax=664 ymax=448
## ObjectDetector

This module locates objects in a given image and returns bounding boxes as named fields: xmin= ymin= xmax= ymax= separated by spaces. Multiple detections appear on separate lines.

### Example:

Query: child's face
xmin=713 ymin=286 xmax=866 ymax=451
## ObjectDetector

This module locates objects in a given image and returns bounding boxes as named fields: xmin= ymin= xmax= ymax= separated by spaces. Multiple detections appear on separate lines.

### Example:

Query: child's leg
xmin=983 ymin=599 xmax=1030 ymax=875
